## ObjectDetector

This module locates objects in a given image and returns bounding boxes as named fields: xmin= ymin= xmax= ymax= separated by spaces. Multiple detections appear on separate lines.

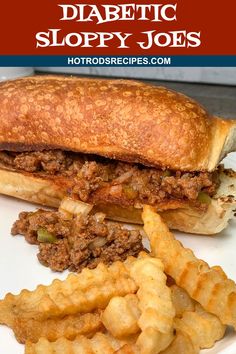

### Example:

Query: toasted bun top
xmin=0 ymin=75 xmax=235 ymax=171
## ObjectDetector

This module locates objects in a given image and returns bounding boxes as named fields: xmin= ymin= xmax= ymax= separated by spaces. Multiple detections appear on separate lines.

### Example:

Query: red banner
xmin=1 ymin=0 xmax=235 ymax=55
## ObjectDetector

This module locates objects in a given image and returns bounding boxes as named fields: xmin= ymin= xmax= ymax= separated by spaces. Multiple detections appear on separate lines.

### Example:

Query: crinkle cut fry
xmin=163 ymin=285 xmax=225 ymax=353
xmin=174 ymin=307 xmax=225 ymax=351
xmin=0 ymin=261 xmax=138 ymax=322
xmin=115 ymin=344 xmax=139 ymax=353
xmin=11 ymin=311 xmax=104 ymax=344
xmin=170 ymin=285 xmax=196 ymax=317
xmin=25 ymin=332 xmax=137 ymax=354
xmin=101 ymin=294 xmax=141 ymax=339
xmin=160 ymin=330 xmax=197 ymax=354
xmin=129 ymin=256 xmax=175 ymax=353
xmin=142 ymin=205 xmax=236 ymax=329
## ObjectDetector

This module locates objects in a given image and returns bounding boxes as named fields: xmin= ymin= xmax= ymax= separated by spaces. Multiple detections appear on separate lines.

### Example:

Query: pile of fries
xmin=0 ymin=205 xmax=235 ymax=353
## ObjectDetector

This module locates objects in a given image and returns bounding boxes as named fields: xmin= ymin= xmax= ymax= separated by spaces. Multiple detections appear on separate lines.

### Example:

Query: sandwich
xmin=0 ymin=75 xmax=235 ymax=235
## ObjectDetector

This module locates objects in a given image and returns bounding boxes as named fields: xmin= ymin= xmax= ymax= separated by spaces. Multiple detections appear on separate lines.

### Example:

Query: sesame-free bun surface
xmin=0 ymin=75 xmax=235 ymax=171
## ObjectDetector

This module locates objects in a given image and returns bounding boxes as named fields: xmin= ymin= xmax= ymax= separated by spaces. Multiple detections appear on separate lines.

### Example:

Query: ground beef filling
xmin=11 ymin=210 xmax=144 ymax=272
xmin=0 ymin=150 xmax=219 ymax=207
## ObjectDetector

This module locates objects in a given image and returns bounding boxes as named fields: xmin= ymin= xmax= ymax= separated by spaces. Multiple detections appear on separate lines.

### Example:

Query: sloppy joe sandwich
xmin=0 ymin=75 xmax=236 ymax=234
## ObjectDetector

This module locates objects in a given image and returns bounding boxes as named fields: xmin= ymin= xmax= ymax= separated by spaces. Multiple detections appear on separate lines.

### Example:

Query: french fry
xmin=170 ymin=285 xmax=196 ymax=317
xmin=174 ymin=308 xmax=226 ymax=351
xmin=102 ymin=294 xmax=141 ymax=338
xmin=137 ymin=328 xmax=174 ymax=354
xmin=11 ymin=312 xmax=104 ymax=344
xmin=160 ymin=330 xmax=197 ymax=354
xmin=142 ymin=205 xmax=236 ymax=328
xmin=162 ymin=285 xmax=225 ymax=353
xmin=0 ymin=235 xmax=229 ymax=354
xmin=166 ymin=285 xmax=225 ymax=353
xmin=25 ymin=332 xmax=137 ymax=354
xmin=0 ymin=261 xmax=137 ymax=322
xmin=129 ymin=257 xmax=175 ymax=353
xmin=115 ymin=344 xmax=139 ymax=353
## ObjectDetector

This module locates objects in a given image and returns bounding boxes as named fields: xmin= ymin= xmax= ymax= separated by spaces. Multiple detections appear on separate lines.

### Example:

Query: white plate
xmin=0 ymin=154 xmax=236 ymax=353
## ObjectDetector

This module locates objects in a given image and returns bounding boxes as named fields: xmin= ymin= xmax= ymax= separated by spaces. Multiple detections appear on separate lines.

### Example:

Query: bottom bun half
xmin=0 ymin=169 xmax=235 ymax=235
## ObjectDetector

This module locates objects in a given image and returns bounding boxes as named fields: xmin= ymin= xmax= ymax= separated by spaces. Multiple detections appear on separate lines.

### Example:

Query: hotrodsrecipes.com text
xmin=67 ymin=56 xmax=171 ymax=66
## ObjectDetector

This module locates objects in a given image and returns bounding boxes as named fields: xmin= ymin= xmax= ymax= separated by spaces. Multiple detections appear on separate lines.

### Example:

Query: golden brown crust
xmin=0 ymin=168 xmax=235 ymax=235
xmin=0 ymin=75 xmax=234 ymax=171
